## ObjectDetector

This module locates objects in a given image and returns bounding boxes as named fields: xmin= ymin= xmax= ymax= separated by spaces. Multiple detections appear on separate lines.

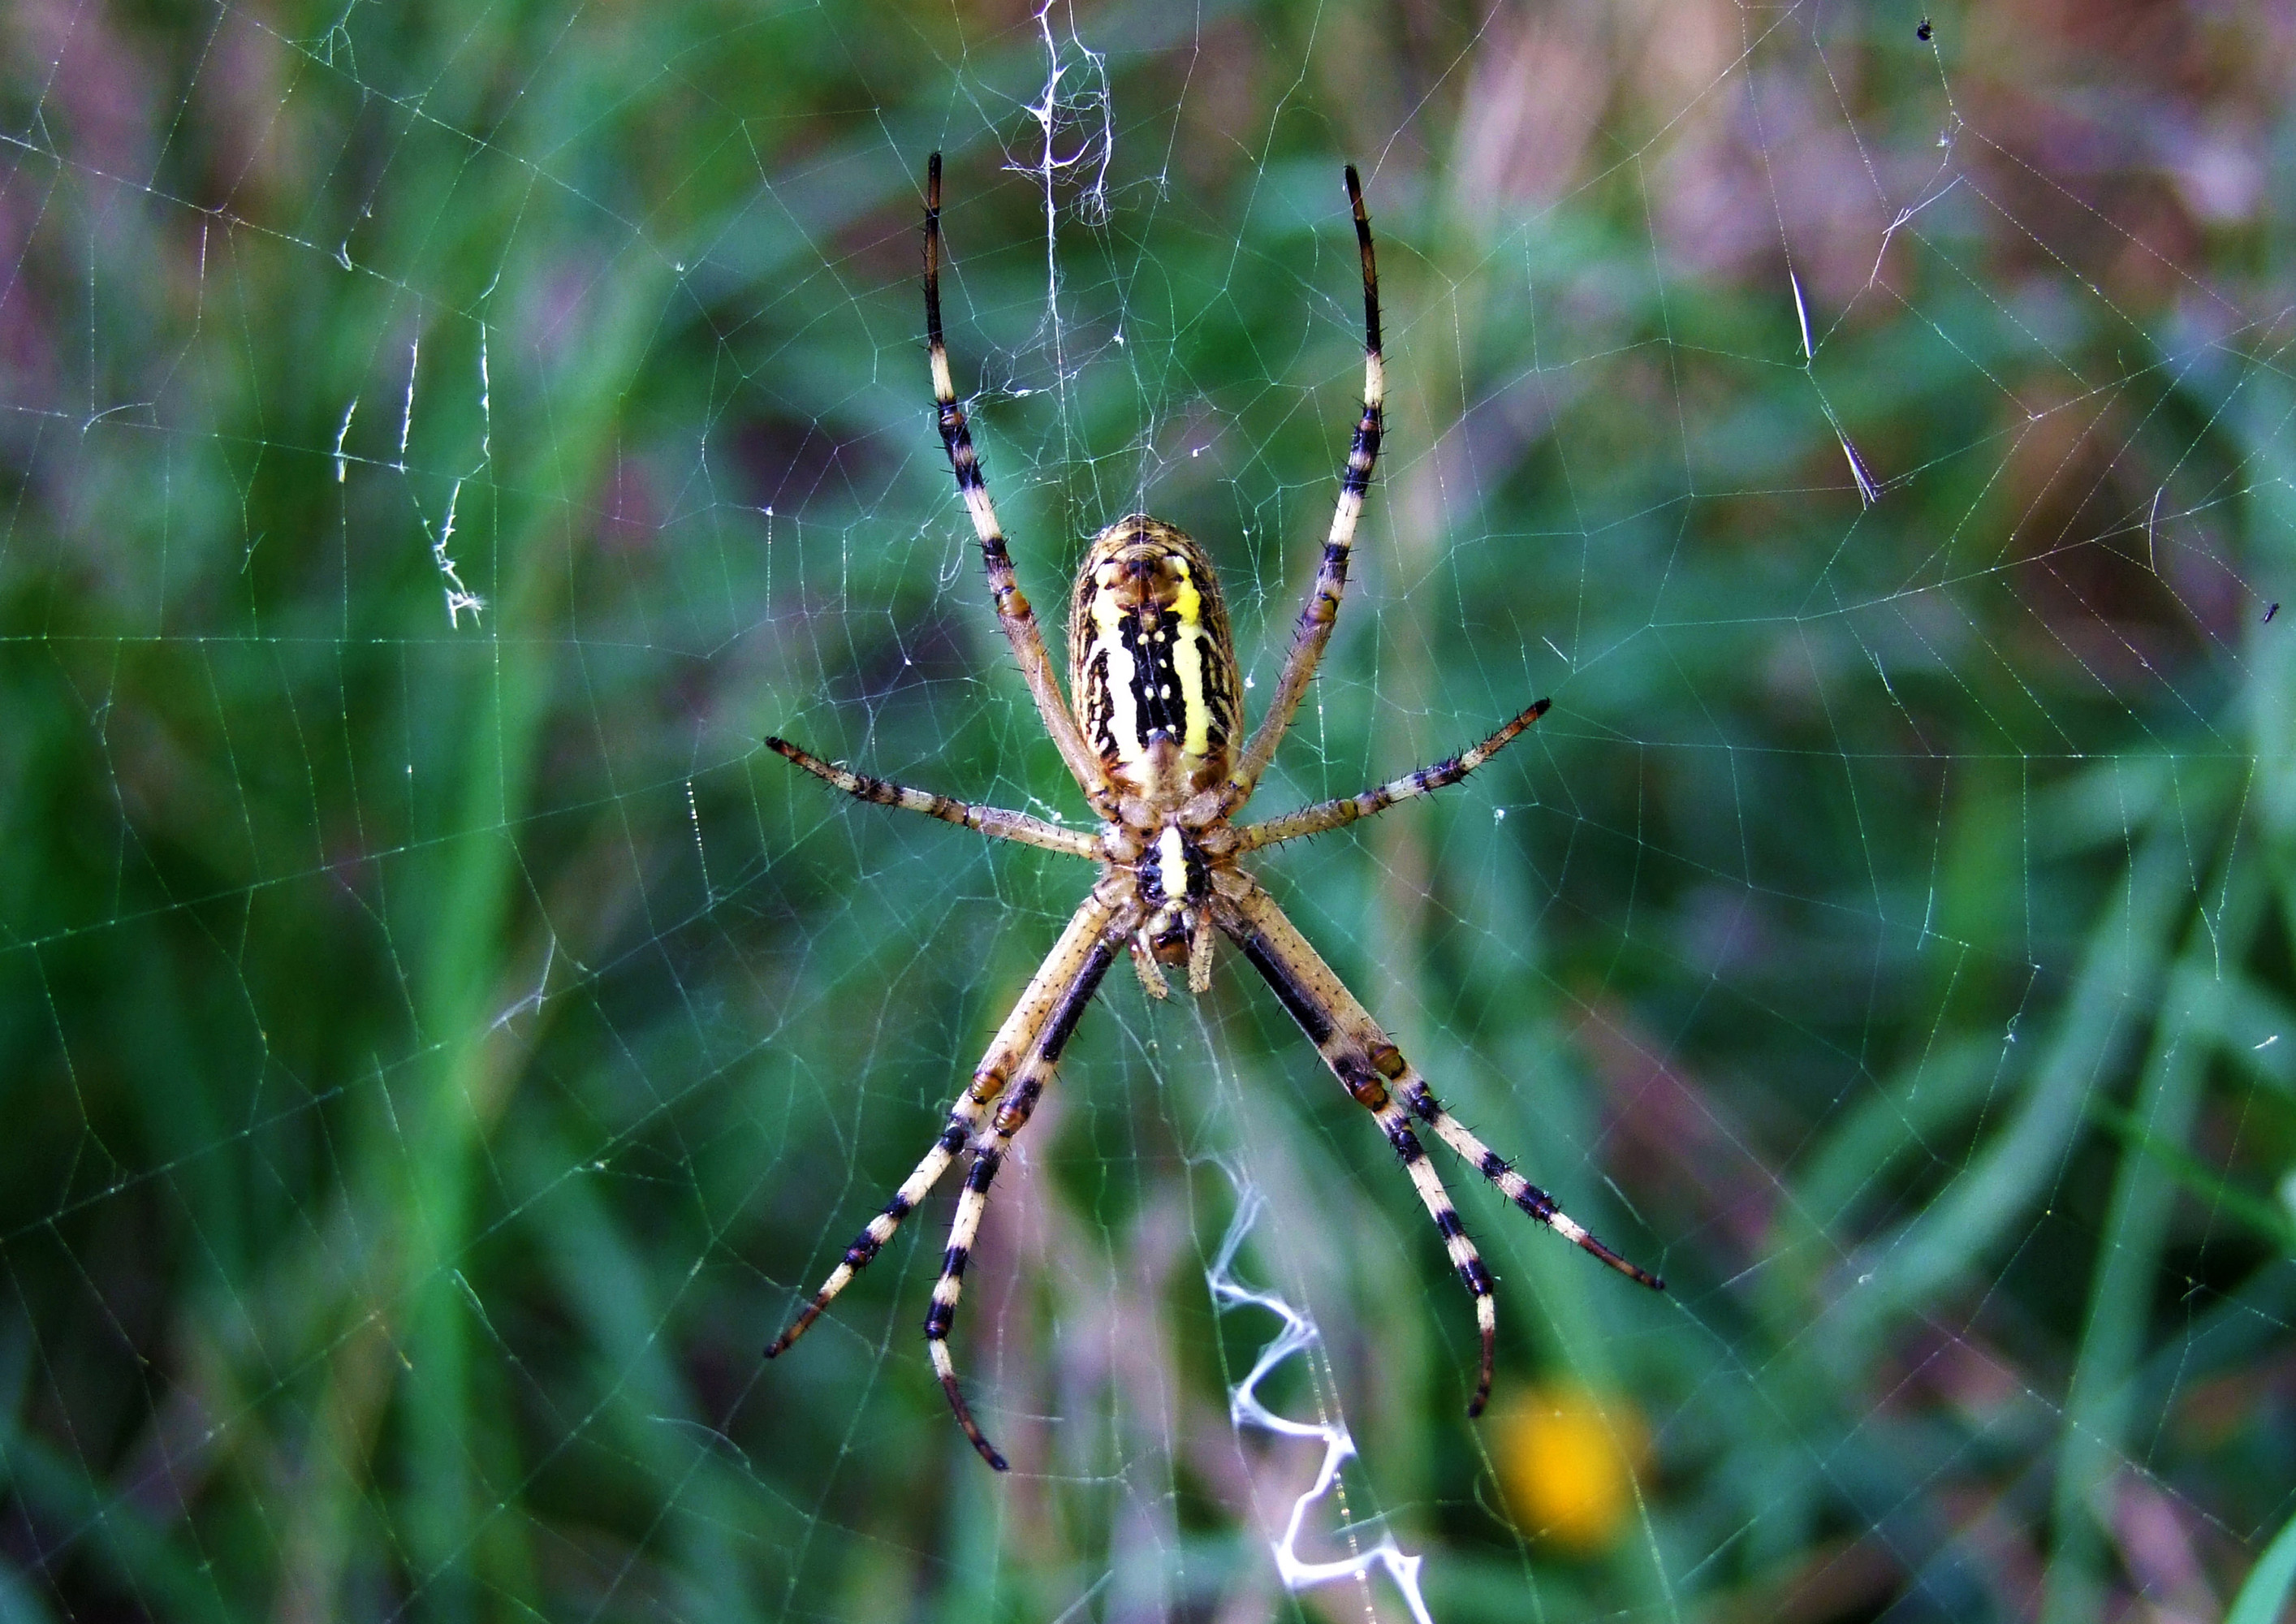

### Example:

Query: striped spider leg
xmin=1232 ymin=696 xmax=1552 ymax=853
xmin=922 ymin=904 xmax=1123 ymax=1468
xmin=1218 ymin=879 xmax=1663 ymax=1415
xmin=762 ymin=736 xmax=1100 ymax=859
xmin=762 ymin=154 xmax=1659 ymax=1470
xmin=763 ymin=884 xmax=1128 ymax=1471
xmin=924 ymin=152 xmax=1116 ymax=823
xmin=1219 ymin=165 xmax=1385 ymax=818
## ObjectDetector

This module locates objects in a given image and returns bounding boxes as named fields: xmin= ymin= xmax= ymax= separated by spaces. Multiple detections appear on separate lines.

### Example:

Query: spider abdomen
xmin=1068 ymin=516 xmax=1239 ymax=812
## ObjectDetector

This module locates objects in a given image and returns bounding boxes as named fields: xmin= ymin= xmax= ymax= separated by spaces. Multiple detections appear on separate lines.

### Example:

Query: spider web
xmin=3 ymin=1 xmax=2294 ymax=1620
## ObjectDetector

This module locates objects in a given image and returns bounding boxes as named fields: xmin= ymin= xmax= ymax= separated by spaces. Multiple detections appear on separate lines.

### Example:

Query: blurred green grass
xmin=2 ymin=1 xmax=2294 ymax=1620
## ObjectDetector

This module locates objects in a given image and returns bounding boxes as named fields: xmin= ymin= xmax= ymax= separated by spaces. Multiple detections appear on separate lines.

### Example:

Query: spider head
xmin=1068 ymin=516 xmax=1242 ymax=811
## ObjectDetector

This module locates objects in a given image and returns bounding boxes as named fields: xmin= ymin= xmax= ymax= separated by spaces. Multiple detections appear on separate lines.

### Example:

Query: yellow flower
xmin=1493 ymin=1386 xmax=1649 ymax=1550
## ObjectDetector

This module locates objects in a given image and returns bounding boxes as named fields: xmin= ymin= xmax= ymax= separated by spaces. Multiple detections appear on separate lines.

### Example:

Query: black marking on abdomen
xmin=1081 ymin=647 xmax=1119 ymax=760
xmin=1116 ymin=611 xmax=1228 ymax=754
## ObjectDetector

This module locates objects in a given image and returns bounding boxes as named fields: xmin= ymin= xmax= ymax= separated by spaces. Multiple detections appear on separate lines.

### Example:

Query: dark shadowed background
xmin=3 ymin=1 xmax=2294 ymax=1620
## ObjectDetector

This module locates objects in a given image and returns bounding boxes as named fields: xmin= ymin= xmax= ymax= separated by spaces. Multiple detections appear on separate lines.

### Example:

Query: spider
xmin=763 ymin=153 xmax=1664 ymax=1471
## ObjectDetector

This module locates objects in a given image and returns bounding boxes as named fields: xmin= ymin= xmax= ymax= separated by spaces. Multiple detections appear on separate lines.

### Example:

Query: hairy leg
xmin=762 ymin=890 xmax=1120 ymax=1359
xmin=1236 ymin=698 xmax=1548 ymax=853
xmin=1224 ymin=166 xmax=1385 ymax=810
xmin=1221 ymin=881 xmax=1664 ymax=1412
xmin=924 ymin=153 xmax=1113 ymax=815
xmin=1222 ymin=888 xmax=1502 ymax=1411
xmin=925 ymin=931 xmax=1120 ymax=1470
xmin=766 ymin=735 xmax=1102 ymax=859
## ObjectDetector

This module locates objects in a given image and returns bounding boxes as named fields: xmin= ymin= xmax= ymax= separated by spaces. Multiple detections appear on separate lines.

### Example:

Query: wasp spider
xmin=763 ymin=153 xmax=1664 ymax=1471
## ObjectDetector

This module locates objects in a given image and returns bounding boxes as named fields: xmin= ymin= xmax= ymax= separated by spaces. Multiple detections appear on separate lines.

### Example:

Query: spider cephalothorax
xmin=762 ymin=153 xmax=1663 ymax=1472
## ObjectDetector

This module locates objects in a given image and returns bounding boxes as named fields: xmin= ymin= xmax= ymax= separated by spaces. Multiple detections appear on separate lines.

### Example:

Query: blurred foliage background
xmin=4 ymin=0 xmax=2295 ymax=1620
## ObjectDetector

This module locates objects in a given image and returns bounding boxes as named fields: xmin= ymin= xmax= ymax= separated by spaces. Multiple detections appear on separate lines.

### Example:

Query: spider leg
xmin=926 ymin=923 xmax=1123 ymax=1471
xmin=1394 ymin=1076 xmax=1664 ymax=1289
xmin=1221 ymin=881 xmax=1663 ymax=1414
xmin=1224 ymin=166 xmax=1383 ymax=812
xmin=766 ymin=735 xmax=1102 ymax=859
xmin=1219 ymin=887 xmax=1498 ymax=1412
xmin=924 ymin=153 xmax=1115 ymax=817
xmin=1236 ymin=698 xmax=1549 ymax=854
xmin=763 ymin=890 xmax=1120 ymax=1362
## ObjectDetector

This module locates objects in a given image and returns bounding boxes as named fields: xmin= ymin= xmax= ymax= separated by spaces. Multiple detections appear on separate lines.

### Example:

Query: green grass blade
xmin=1847 ymin=824 xmax=2201 ymax=1335
xmin=2044 ymin=905 xmax=2262 ymax=1624
xmin=2227 ymin=1510 xmax=2296 ymax=1624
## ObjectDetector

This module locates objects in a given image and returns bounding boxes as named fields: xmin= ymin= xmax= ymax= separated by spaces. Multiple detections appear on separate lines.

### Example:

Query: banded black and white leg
xmin=926 ymin=924 xmax=1123 ymax=1471
xmin=924 ymin=153 xmax=1114 ymax=818
xmin=1395 ymin=1078 xmax=1662 ymax=1289
xmin=763 ymin=891 xmax=1122 ymax=1363
xmin=1222 ymin=881 xmax=1662 ymax=1410
xmin=1224 ymin=164 xmax=1385 ymax=812
xmin=1235 ymin=698 xmax=1550 ymax=854
xmin=763 ymin=735 xmax=1103 ymax=860
xmin=1222 ymin=884 xmax=1504 ymax=1410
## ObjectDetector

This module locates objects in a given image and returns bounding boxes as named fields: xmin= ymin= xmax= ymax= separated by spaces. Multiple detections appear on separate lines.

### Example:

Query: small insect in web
xmin=762 ymin=153 xmax=1664 ymax=1471
xmin=2266 ymin=602 xmax=2280 ymax=624
xmin=1916 ymin=17 xmax=1933 ymax=40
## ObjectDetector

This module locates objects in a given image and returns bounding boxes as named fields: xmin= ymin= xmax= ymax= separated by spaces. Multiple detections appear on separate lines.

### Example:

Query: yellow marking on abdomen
xmin=1167 ymin=565 xmax=1214 ymax=759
